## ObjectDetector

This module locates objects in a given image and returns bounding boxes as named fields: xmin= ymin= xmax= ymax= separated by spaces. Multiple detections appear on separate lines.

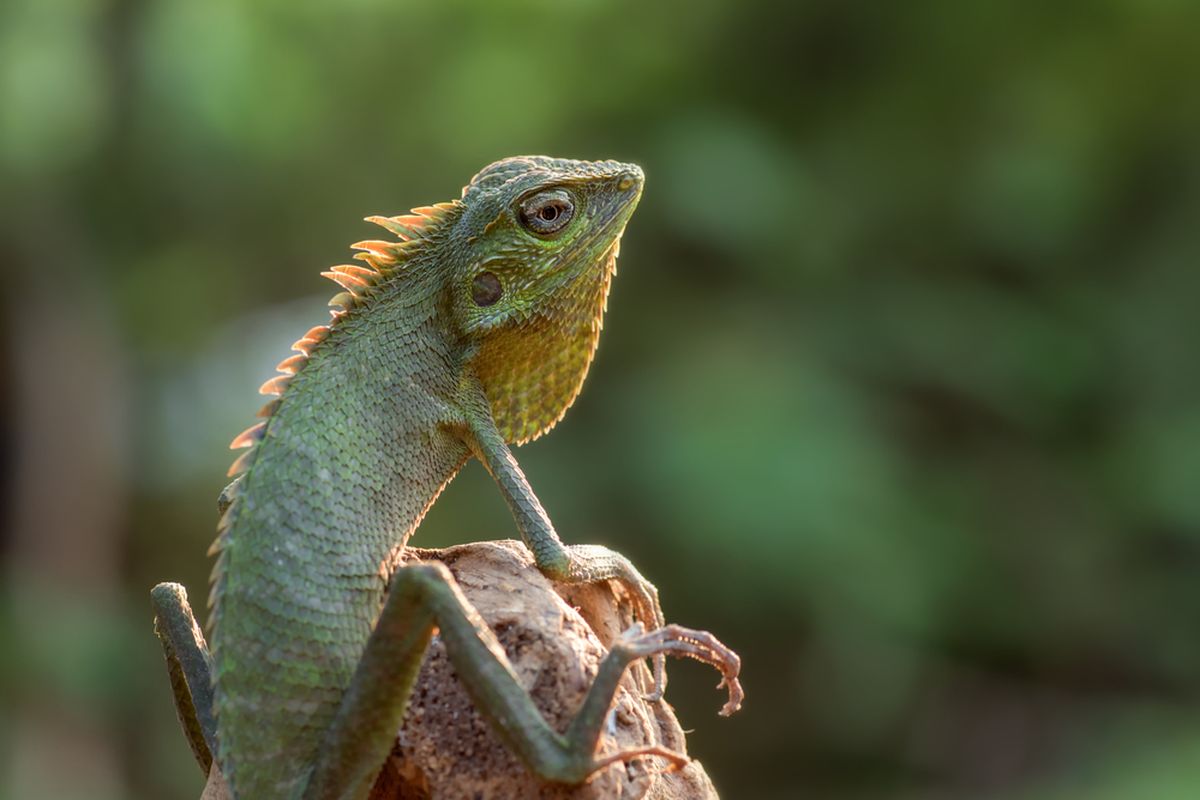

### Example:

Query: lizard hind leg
xmin=151 ymin=582 xmax=218 ymax=775
xmin=303 ymin=561 xmax=742 ymax=800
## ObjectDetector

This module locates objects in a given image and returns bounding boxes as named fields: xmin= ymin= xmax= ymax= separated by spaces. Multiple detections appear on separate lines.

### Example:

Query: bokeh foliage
xmin=2 ymin=1 xmax=1199 ymax=798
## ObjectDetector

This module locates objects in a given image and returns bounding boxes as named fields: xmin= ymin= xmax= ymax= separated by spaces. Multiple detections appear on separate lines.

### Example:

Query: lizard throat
xmin=472 ymin=241 xmax=619 ymax=444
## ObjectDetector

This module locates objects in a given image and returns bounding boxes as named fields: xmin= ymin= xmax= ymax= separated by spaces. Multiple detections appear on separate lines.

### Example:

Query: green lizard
xmin=151 ymin=156 xmax=743 ymax=800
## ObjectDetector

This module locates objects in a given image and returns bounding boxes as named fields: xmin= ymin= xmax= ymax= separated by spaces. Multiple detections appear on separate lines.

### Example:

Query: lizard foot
xmin=557 ymin=544 xmax=671 ymax=701
xmin=561 ymin=622 xmax=742 ymax=784
xmin=612 ymin=622 xmax=744 ymax=717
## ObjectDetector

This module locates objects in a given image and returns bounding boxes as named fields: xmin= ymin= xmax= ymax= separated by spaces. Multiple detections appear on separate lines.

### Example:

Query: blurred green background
xmin=3 ymin=0 xmax=1200 ymax=798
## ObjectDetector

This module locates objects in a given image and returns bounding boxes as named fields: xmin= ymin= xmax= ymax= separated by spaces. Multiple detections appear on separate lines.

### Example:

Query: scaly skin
xmin=151 ymin=157 xmax=744 ymax=800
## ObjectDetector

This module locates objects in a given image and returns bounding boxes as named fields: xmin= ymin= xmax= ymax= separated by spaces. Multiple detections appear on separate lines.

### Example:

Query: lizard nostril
xmin=617 ymin=173 xmax=639 ymax=192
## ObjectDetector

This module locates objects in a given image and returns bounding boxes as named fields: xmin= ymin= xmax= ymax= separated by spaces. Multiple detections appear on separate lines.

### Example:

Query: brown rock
xmin=368 ymin=540 xmax=718 ymax=800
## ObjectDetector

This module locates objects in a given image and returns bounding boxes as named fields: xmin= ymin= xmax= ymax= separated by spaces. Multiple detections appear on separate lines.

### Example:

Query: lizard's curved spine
xmin=209 ymin=205 xmax=466 ymax=800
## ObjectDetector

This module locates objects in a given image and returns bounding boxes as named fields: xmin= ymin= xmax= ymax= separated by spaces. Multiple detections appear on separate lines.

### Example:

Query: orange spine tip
xmin=364 ymin=215 xmax=418 ymax=240
xmin=305 ymin=324 xmax=330 ymax=340
xmin=393 ymin=214 xmax=427 ymax=229
xmin=259 ymin=375 xmax=292 ymax=396
xmin=275 ymin=354 xmax=306 ymax=374
xmin=256 ymin=398 xmax=282 ymax=418
xmin=350 ymin=239 xmax=398 ymax=251
xmin=332 ymin=264 xmax=379 ymax=282
xmin=350 ymin=240 xmax=400 ymax=263
xmin=353 ymin=252 xmax=395 ymax=271
xmin=229 ymin=421 xmax=267 ymax=449
xmin=351 ymin=239 xmax=395 ymax=252
xmin=294 ymin=325 xmax=330 ymax=348
xmin=320 ymin=270 xmax=369 ymax=292
xmin=227 ymin=449 xmax=254 ymax=477
xmin=411 ymin=205 xmax=442 ymax=218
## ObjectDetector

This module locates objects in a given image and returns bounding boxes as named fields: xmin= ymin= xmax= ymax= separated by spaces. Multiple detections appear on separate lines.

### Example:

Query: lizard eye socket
xmin=472 ymin=271 xmax=503 ymax=306
xmin=518 ymin=190 xmax=575 ymax=236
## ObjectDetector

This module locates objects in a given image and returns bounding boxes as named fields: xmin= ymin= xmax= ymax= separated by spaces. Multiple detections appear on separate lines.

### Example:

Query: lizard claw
xmin=552 ymin=545 xmax=742 ymax=713
xmin=614 ymin=623 xmax=744 ymax=717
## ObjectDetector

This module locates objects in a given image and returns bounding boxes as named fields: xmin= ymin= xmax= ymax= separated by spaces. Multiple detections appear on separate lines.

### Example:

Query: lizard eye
xmin=518 ymin=190 xmax=575 ymax=236
xmin=472 ymin=271 xmax=503 ymax=306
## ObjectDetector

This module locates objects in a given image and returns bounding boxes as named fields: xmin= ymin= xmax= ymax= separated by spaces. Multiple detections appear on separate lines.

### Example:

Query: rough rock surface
xmin=366 ymin=539 xmax=718 ymax=799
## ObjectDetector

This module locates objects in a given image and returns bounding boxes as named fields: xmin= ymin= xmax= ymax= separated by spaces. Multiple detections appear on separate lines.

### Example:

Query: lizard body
xmin=152 ymin=157 xmax=742 ymax=800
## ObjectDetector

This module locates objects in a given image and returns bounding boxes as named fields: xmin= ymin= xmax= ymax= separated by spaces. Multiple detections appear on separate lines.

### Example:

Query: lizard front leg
xmin=460 ymin=391 xmax=671 ymax=699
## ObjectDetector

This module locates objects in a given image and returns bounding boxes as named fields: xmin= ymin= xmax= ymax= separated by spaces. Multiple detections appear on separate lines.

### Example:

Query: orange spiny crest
xmin=392 ymin=214 xmax=427 ymax=229
xmin=364 ymin=214 xmax=422 ymax=240
xmin=276 ymin=354 xmax=306 ymax=374
xmin=411 ymin=202 xmax=457 ymax=221
xmin=395 ymin=238 xmax=425 ymax=253
xmin=227 ymin=448 xmax=254 ymax=477
xmin=303 ymin=324 xmax=331 ymax=340
xmin=292 ymin=325 xmax=330 ymax=354
xmin=259 ymin=375 xmax=292 ymax=396
xmin=327 ymin=291 xmax=356 ymax=314
xmin=331 ymin=264 xmax=379 ymax=282
xmin=214 ymin=199 xmax=459 ymax=591
xmin=256 ymin=398 xmax=282 ymax=418
xmin=206 ymin=530 xmax=227 ymax=558
xmin=350 ymin=240 xmax=403 ymax=265
xmin=320 ymin=270 xmax=371 ymax=293
xmin=229 ymin=421 xmax=267 ymax=449
xmin=364 ymin=200 xmax=456 ymax=241
xmin=352 ymin=252 xmax=392 ymax=271
xmin=274 ymin=352 xmax=304 ymax=376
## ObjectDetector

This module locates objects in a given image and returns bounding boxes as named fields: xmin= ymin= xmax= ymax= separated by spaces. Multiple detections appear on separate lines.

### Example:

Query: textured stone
xmin=368 ymin=540 xmax=718 ymax=800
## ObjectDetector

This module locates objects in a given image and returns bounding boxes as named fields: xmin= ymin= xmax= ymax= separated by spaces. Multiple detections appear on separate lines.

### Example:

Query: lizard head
xmin=449 ymin=156 xmax=644 ymax=444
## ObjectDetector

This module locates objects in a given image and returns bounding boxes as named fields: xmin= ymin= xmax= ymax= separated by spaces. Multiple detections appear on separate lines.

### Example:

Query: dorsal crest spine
xmin=210 ymin=199 xmax=462 ymax=567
